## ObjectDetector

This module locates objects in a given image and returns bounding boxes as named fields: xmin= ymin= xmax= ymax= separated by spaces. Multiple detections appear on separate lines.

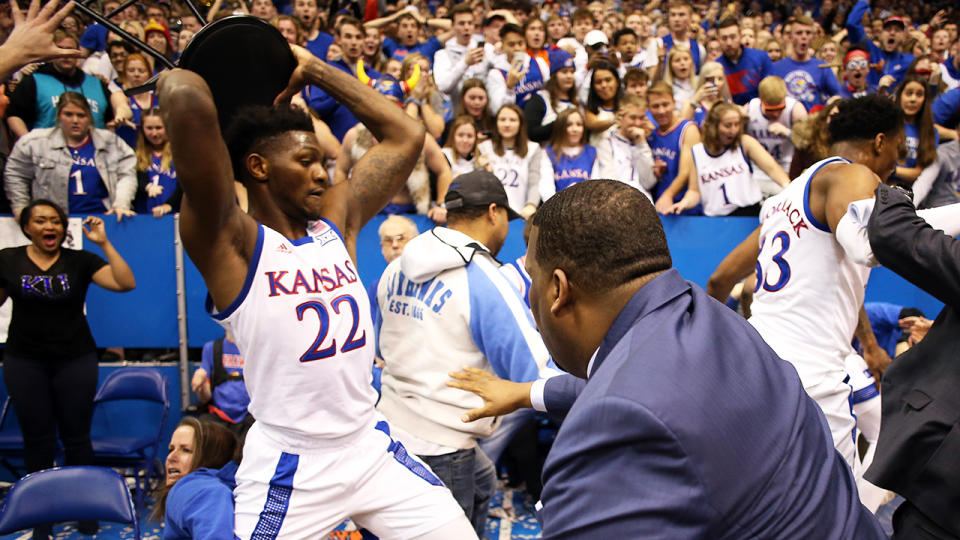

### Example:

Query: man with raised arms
xmin=157 ymin=43 xmax=475 ymax=539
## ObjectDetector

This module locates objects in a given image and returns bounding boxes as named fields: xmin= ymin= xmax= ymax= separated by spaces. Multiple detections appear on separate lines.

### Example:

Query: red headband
xmin=844 ymin=49 xmax=869 ymax=66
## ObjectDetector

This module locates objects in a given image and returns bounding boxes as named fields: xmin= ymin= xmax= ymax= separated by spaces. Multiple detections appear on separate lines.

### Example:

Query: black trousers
xmin=729 ymin=203 xmax=763 ymax=217
xmin=893 ymin=501 xmax=960 ymax=540
xmin=2 ymin=351 xmax=98 ymax=474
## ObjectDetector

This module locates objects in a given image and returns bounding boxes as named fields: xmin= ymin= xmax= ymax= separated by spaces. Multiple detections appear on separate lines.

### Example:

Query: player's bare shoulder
xmin=811 ymin=160 xmax=879 ymax=197
xmin=827 ymin=161 xmax=879 ymax=182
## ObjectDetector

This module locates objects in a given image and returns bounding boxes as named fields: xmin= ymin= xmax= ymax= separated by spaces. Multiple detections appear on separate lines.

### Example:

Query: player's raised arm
xmin=158 ymin=69 xmax=243 ymax=232
xmin=276 ymin=46 xmax=425 ymax=245
xmin=341 ymin=81 xmax=425 ymax=235
xmin=158 ymin=69 xmax=257 ymax=309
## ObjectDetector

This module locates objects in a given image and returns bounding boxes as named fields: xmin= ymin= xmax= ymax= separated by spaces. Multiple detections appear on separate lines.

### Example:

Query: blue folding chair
xmin=90 ymin=368 xmax=169 ymax=514
xmin=0 ymin=465 xmax=140 ymax=538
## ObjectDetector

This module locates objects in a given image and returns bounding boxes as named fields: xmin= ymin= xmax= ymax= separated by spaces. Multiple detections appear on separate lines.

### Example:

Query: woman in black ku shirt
xmin=0 ymin=200 xmax=135 ymax=514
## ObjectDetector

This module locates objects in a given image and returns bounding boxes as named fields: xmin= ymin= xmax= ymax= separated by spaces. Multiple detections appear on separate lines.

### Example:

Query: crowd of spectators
xmin=0 ymin=0 xmax=958 ymax=220
xmin=1 ymin=0 xmax=960 ymax=536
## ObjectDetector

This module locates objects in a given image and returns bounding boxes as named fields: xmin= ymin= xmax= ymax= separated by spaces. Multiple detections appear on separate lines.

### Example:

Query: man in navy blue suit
xmin=449 ymin=180 xmax=883 ymax=539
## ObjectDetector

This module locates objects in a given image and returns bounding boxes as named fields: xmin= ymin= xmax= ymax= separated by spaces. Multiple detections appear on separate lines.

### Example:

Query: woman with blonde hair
xmin=134 ymin=108 xmax=179 ymax=217
xmin=764 ymin=38 xmax=785 ymax=62
xmin=401 ymin=53 xmax=450 ymax=140
xmin=788 ymin=100 xmax=841 ymax=177
xmin=814 ymin=37 xmax=841 ymax=78
xmin=442 ymin=115 xmax=480 ymax=178
xmin=116 ymin=53 xmax=157 ymax=148
xmin=679 ymin=61 xmax=731 ymax=127
xmin=666 ymin=102 xmax=789 ymax=216
xmin=661 ymin=45 xmax=698 ymax=111
xmin=118 ymin=20 xmax=144 ymax=43
xmin=5 ymin=92 xmax=136 ymax=218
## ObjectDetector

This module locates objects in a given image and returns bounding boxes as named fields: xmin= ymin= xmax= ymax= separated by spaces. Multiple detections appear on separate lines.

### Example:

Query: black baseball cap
xmin=445 ymin=170 xmax=522 ymax=220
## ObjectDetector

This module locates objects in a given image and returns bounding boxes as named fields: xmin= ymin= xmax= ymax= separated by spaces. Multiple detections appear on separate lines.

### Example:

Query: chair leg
xmin=141 ymin=463 xmax=151 ymax=515
xmin=132 ymin=466 xmax=144 ymax=517
xmin=146 ymin=458 xmax=163 ymax=505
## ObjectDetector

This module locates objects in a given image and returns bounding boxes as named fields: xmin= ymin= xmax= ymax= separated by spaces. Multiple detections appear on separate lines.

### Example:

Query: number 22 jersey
xmin=748 ymin=157 xmax=871 ymax=383
xmin=207 ymin=220 xmax=377 ymax=443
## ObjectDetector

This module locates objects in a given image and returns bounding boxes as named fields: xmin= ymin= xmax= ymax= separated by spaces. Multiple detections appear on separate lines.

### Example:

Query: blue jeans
xmin=421 ymin=447 xmax=496 ymax=537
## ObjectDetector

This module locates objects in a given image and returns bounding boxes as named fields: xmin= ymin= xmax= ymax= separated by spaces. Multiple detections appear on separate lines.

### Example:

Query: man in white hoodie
xmin=433 ymin=4 xmax=488 ymax=105
xmin=376 ymin=170 xmax=556 ymax=537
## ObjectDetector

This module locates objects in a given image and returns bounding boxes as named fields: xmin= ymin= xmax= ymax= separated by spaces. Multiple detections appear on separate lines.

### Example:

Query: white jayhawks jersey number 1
xmin=690 ymin=142 xmax=760 ymax=216
xmin=748 ymin=157 xmax=871 ymax=383
xmin=207 ymin=220 xmax=377 ymax=442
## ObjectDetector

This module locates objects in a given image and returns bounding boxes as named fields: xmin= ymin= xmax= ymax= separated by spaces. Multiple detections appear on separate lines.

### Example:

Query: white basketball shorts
xmin=803 ymin=376 xmax=857 ymax=468
xmin=234 ymin=417 xmax=467 ymax=539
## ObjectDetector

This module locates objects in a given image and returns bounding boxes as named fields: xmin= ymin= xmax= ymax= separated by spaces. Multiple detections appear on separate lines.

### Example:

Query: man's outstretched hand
xmin=446 ymin=367 xmax=534 ymax=422
xmin=0 ymin=0 xmax=82 ymax=81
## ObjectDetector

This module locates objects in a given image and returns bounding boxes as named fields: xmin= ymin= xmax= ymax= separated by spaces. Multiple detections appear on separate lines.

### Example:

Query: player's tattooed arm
xmin=349 ymin=135 xmax=423 ymax=223
xmin=707 ymin=226 xmax=761 ymax=303
xmin=277 ymin=45 xmax=425 ymax=236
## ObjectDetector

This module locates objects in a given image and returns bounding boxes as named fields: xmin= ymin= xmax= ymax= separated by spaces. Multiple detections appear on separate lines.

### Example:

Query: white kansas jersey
xmin=478 ymin=139 xmax=551 ymax=213
xmin=207 ymin=220 xmax=377 ymax=444
xmin=746 ymin=96 xmax=798 ymax=180
xmin=748 ymin=157 xmax=871 ymax=383
xmin=691 ymin=142 xmax=760 ymax=216
xmin=441 ymin=147 xmax=475 ymax=178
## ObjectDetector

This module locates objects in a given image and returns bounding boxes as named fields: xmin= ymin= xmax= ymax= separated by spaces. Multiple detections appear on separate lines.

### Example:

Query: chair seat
xmin=92 ymin=436 xmax=156 ymax=456
xmin=0 ymin=466 xmax=139 ymax=538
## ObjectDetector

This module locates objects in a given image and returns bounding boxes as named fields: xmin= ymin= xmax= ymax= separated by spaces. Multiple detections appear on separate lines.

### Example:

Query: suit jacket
xmin=538 ymin=269 xmax=883 ymax=539
xmin=865 ymin=183 xmax=960 ymax=536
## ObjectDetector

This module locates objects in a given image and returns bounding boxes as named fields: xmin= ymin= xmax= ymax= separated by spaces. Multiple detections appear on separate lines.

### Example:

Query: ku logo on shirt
xmin=784 ymin=70 xmax=817 ymax=105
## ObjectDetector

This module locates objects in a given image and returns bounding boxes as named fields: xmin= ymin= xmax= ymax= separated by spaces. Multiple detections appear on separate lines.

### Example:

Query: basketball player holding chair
xmin=157 ymin=22 xmax=475 ymax=540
